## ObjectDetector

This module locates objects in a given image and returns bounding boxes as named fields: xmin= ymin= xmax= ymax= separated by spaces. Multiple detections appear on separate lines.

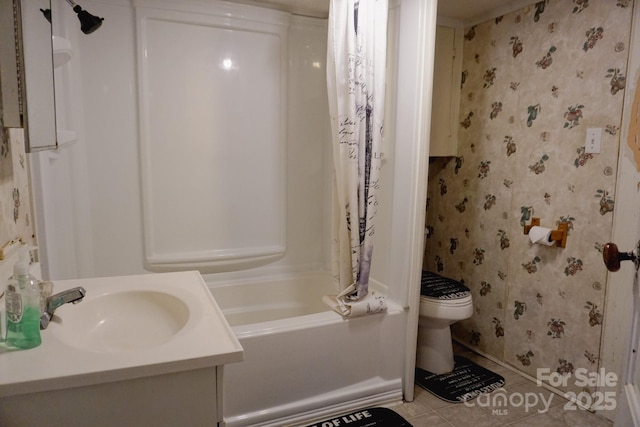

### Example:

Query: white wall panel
xmin=136 ymin=4 xmax=289 ymax=272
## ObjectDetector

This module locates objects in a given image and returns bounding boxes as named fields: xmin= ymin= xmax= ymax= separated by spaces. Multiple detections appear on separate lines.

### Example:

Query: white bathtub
xmin=209 ymin=272 xmax=406 ymax=427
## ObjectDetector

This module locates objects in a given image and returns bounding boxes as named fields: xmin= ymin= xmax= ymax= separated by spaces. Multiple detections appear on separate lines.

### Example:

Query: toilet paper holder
xmin=523 ymin=218 xmax=568 ymax=248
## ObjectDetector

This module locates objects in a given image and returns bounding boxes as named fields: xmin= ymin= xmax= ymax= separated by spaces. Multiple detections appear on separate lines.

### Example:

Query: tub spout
xmin=40 ymin=287 xmax=86 ymax=329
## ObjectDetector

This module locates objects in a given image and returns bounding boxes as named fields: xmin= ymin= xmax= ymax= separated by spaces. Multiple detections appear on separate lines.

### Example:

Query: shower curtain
xmin=326 ymin=0 xmax=388 ymax=317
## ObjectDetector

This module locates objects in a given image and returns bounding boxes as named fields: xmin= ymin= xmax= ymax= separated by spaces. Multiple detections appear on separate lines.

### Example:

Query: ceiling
xmin=228 ymin=0 xmax=535 ymax=23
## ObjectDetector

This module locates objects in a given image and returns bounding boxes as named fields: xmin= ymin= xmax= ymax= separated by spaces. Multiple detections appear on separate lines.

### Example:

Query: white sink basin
xmin=0 ymin=271 xmax=244 ymax=400
xmin=51 ymin=290 xmax=190 ymax=352
xmin=0 ymin=271 xmax=244 ymax=427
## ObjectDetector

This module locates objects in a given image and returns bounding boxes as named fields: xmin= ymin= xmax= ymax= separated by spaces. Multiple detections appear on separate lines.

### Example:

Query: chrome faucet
xmin=40 ymin=287 xmax=86 ymax=329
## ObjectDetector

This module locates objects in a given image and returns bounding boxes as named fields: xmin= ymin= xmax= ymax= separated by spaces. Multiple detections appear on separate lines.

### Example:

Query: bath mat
xmin=306 ymin=407 xmax=412 ymax=427
xmin=415 ymin=355 xmax=505 ymax=403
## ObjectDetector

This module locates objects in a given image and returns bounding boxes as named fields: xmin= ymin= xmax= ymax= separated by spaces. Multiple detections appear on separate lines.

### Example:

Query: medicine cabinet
xmin=0 ymin=0 xmax=57 ymax=152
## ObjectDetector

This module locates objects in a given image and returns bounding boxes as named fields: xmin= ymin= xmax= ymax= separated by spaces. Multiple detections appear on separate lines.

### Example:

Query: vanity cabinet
xmin=0 ymin=368 xmax=219 ymax=426
xmin=429 ymin=24 xmax=462 ymax=157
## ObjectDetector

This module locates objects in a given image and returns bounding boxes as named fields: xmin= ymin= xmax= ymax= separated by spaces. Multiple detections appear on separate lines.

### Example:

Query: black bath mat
xmin=306 ymin=407 xmax=412 ymax=427
xmin=415 ymin=355 xmax=505 ymax=403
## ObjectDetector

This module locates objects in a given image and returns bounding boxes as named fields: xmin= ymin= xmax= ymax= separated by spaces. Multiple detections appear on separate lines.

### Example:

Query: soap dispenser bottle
xmin=5 ymin=256 xmax=41 ymax=349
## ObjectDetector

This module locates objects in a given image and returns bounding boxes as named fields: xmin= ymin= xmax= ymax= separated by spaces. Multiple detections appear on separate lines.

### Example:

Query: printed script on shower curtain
xmin=326 ymin=0 xmax=388 ymax=315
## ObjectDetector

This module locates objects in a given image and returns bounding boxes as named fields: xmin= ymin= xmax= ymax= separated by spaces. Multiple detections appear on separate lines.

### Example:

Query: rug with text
xmin=305 ymin=407 xmax=412 ymax=427
xmin=415 ymin=355 xmax=505 ymax=403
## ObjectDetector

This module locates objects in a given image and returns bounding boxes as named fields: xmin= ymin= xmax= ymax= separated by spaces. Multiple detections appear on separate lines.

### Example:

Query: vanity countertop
xmin=0 ymin=271 xmax=244 ymax=397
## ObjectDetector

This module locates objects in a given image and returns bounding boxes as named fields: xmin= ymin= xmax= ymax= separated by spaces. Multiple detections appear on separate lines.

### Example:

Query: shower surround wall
xmin=424 ymin=0 xmax=633 ymax=396
xmin=35 ymin=0 xmax=333 ymax=282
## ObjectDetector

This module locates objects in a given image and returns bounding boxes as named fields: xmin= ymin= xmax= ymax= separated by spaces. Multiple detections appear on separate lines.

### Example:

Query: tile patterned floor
xmin=391 ymin=347 xmax=614 ymax=427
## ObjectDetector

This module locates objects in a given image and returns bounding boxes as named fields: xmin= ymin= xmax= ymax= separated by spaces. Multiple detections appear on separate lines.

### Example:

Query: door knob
xmin=603 ymin=242 xmax=640 ymax=272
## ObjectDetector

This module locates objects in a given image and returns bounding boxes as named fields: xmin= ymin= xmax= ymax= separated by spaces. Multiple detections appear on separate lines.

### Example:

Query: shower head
xmin=65 ymin=0 xmax=104 ymax=34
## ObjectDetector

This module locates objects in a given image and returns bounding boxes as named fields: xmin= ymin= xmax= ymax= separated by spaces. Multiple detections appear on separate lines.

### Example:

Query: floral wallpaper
xmin=424 ymin=0 xmax=633 ymax=396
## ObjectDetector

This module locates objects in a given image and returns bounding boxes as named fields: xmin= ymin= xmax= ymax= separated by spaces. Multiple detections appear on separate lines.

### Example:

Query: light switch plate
xmin=585 ymin=128 xmax=602 ymax=154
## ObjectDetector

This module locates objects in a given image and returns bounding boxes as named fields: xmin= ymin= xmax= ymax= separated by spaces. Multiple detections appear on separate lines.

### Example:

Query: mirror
xmin=20 ymin=0 xmax=57 ymax=152
xmin=0 ymin=0 xmax=57 ymax=152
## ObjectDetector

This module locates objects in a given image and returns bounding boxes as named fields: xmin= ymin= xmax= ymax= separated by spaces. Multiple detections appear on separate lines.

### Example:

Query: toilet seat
xmin=418 ymin=271 xmax=473 ymax=319
xmin=419 ymin=294 xmax=473 ymax=319
xmin=420 ymin=294 xmax=472 ymax=307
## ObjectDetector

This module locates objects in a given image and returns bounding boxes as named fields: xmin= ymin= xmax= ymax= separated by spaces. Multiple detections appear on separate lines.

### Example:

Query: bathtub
xmin=208 ymin=272 xmax=407 ymax=427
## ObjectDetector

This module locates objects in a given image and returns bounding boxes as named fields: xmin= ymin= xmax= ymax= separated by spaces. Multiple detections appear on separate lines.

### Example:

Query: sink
xmin=0 ymin=270 xmax=244 ymax=392
xmin=0 ymin=271 xmax=244 ymax=427
xmin=51 ymin=290 xmax=190 ymax=352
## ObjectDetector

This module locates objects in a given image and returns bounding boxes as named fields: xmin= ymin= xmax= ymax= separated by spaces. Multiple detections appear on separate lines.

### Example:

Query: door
xmin=604 ymin=4 xmax=640 ymax=424
xmin=608 ymin=5 xmax=640 ymax=424
xmin=617 ymin=269 xmax=640 ymax=426
xmin=604 ymin=242 xmax=640 ymax=425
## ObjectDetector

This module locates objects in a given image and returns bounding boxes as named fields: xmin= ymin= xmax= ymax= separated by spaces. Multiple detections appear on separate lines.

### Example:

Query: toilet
xmin=416 ymin=271 xmax=473 ymax=375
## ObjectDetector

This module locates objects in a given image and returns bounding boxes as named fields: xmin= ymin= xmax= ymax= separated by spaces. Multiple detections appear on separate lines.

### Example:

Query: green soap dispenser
xmin=5 ymin=256 xmax=41 ymax=349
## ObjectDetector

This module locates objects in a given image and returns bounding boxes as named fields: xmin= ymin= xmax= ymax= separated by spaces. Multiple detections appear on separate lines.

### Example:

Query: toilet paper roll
xmin=528 ymin=226 xmax=555 ymax=246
